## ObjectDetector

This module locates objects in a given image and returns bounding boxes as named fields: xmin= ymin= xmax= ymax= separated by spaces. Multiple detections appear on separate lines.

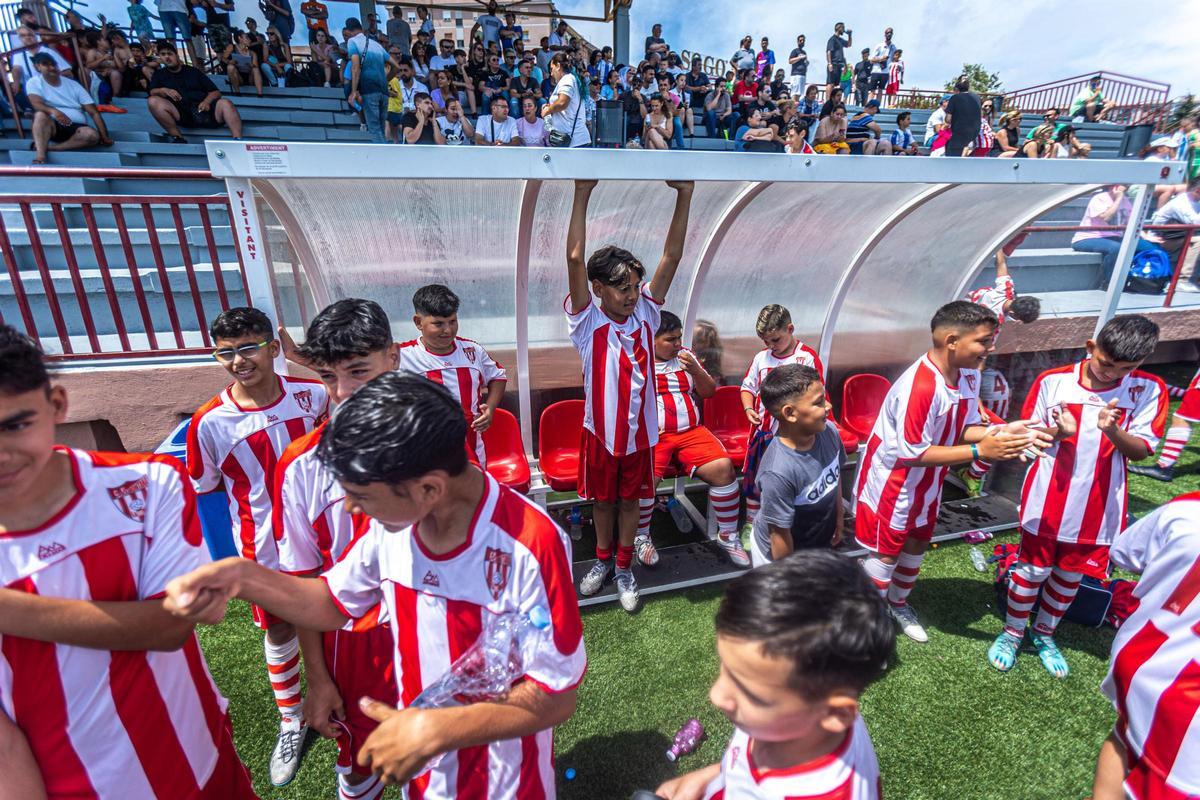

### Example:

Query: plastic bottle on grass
xmin=667 ymin=497 xmax=694 ymax=533
xmin=665 ymin=718 xmax=704 ymax=761
xmin=963 ymin=530 xmax=993 ymax=544
xmin=969 ymin=546 xmax=988 ymax=573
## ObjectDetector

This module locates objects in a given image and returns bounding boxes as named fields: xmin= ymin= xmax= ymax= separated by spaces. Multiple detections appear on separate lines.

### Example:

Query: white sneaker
xmin=269 ymin=714 xmax=308 ymax=786
xmin=635 ymin=534 xmax=659 ymax=566
xmin=614 ymin=567 xmax=640 ymax=612
xmin=578 ymin=559 xmax=611 ymax=596
xmin=889 ymin=604 xmax=929 ymax=643
xmin=716 ymin=532 xmax=751 ymax=567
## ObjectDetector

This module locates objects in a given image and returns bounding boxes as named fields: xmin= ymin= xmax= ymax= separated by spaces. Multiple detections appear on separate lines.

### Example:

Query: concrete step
xmin=7 ymin=150 xmax=141 ymax=168
xmin=205 ymin=75 xmax=348 ymax=99
xmin=996 ymin=247 xmax=1105 ymax=293
xmin=5 ymin=224 xmax=237 ymax=273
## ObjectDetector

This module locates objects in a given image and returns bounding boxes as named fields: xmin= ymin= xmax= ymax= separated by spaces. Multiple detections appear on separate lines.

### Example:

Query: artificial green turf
xmin=198 ymin=363 xmax=1200 ymax=800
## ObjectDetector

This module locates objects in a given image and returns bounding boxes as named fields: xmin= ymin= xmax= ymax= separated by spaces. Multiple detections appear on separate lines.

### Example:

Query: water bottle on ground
xmin=567 ymin=506 xmax=583 ymax=541
xmin=969 ymin=546 xmax=988 ymax=573
xmin=665 ymin=718 xmax=704 ymax=761
xmin=963 ymin=529 xmax=993 ymax=544
xmin=667 ymin=497 xmax=694 ymax=533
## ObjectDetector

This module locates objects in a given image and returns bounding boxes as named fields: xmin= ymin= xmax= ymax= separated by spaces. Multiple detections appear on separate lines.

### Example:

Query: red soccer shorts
xmin=251 ymin=603 xmax=284 ymax=631
xmin=1018 ymin=529 xmax=1110 ymax=580
xmin=324 ymin=624 xmax=398 ymax=776
xmin=1175 ymin=379 xmax=1200 ymax=422
xmin=577 ymin=428 xmax=655 ymax=503
xmin=853 ymin=501 xmax=937 ymax=557
xmin=654 ymin=426 xmax=730 ymax=479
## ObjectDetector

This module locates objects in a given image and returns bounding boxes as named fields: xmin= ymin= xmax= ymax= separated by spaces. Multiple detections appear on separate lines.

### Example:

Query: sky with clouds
xmin=78 ymin=0 xmax=1197 ymax=95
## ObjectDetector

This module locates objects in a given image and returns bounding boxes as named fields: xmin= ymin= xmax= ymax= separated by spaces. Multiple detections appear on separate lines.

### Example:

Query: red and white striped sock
xmin=966 ymin=459 xmax=990 ymax=480
xmin=1004 ymin=562 xmax=1050 ymax=637
xmin=339 ymin=774 xmax=384 ymax=800
xmin=886 ymin=551 xmax=925 ymax=607
xmin=1157 ymin=423 xmax=1192 ymax=469
xmin=861 ymin=556 xmax=896 ymax=599
xmin=744 ymin=497 xmax=761 ymax=525
xmin=1167 ymin=384 xmax=1186 ymax=399
xmin=637 ymin=497 xmax=655 ymax=538
xmin=264 ymin=634 xmax=303 ymax=718
xmin=1032 ymin=568 xmax=1083 ymax=636
xmin=709 ymin=482 xmax=741 ymax=535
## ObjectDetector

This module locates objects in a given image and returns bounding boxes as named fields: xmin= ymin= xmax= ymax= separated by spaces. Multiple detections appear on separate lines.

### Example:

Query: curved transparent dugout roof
xmin=209 ymin=144 xmax=1182 ymax=447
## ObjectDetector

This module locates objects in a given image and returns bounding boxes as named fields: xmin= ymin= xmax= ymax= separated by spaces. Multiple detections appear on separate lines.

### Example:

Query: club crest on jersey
xmin=484 ymin=547 xmax=512 ymax=600
xmin=294 ymin=389 xmax=313 ymax=413
xmin=1128 ymin=385 xmax=1145 ymax=404
xmin=964 ymin=374 xmax=976 ymax=391
xmin=108 ymin=477 xmax=149 ymax=522
xmin=463 ymin=346 xmax=476 ymax=363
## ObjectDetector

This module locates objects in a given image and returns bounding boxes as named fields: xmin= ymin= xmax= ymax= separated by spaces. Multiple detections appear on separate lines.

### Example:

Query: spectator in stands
xmin=156 ymin=0 xmax=193 ymax=51
xmin=536 ymin=36 xmax=552 ymax=74
xmin=685 ymin=56 xmax=709 ymax=113
xmin=768 ymin=69 xmax=788 ymax=101
xmin=224 ymin=30 xmax=264 ymax=96
xmin=400 ymin=91 xmax=437 ymax=143
xmin=846 ymin=99 xmax=892 ymax=154
xmin=585 ymin=78 xmax=600 ymax=137
xmin=889 ymin=110 xmax=919 ymax=154
xmin=203 ymin=0 xmax=234 ymax=57
xmin=477 ymin=52 xmax=509 ymax=112
xmin=921 ymin=93 xmax=948 ymax=149
xmin=741 ymin=107 xmax=781 ymax=153
xmin=943 ymin=78 xmax=981 ymax=157
xmin=796 ymin=83 xmax=820 ymax=133
xmin=818 ymin=86 xmax=844 ymax=120
xmin=516 ymin=95 xmax=548 ymax=145
xmin=428 ymin=69 xmax=450 ymax=111
xmin=476 ymin=94 xmax=522 ymax=145
xmin=993 ymin=110 xmax=1023 ymax=156
xmin=25 ymin=52 xmax=112 ymax=164
xmin=541 ymin=52 xmax=589 ymax=146
xmin=411 ymin=42 xmax=434 ymax=81
xmin=346 ymin=16 xmax=392 ymax=144
xmin=595 ymin=46 xmax=614 ymax=85
xmin=622 ymin=80 xmax=646 ymax=142
xmin=787 ymin=35 xmax=808 ymax=99
xmin=733 ymin=69 xmax=758 ymax=117
xmin=704 ymin=80 xmax=737 ymax=139
xmin=429 ymin=37 xmax=454 ymax=71
xmin=674 ymin=74 xmax=695 ymax=136
xmin=824 ymin=22 xmax=851 ymax=100
xmin=1046 ymin=124 xmax=1084 ymax=158
xmin=499 ymin=11 xmax=523 ymax=52
xmin=10 ymin=26 xmax=73 ymax=112
xmin=448 ymin=49 xmax=475 ymax=114
xmin=1071 ymin=75 xmax=1116 ymax=123
xmin=868 ymin=27 xmax=895 ymax=104
xmin=387 ymin=56 xmax=427 ymax=141
xmin=431 ymin=96 xmax=472 ymax=145
xmin=262 ymin=27 xmax=292 ymax=87
xmin=1143 ymin=178 xmax=1200 ymax=291
xmin=309 ymin=28 xmax=336 ymax=86
xmin=507 ymin=57 xmax=540 ymax=116
xmin=756 ymin=37 xmax=775 ymax=81
xmin=383 ymin=5 xmax=411 ymax=57
xmin=749 ymin=83 xmax=776 ymax=122
xmin=259 ymin=0 xmax=293 ymax=43
xmin=642 ymin=92 xmax=675 ymax=149
xmin=731 ymin=36 xmax=755 ymax=73
xmin=852 ymin=48 xmax=872 ymax=106
xmin=121 ymin=40 xmax=157 ymax=93
xmin=1178 ymin=115 xmax=1200 ymax=181
xmin=299 ymin=0 xmax=326 ymax=42
xmin=784 ymin=119 xmax=814 ymax=154
xmin=601 ymin=68 xmax=622 ymax=100
xmin=415 ymin=4 xmax=434 ymax=39
xmin=1071 ymin=185 xmax=1160 ymax=283
xmin=645 ymin=23 xmax=668 ymax=59
xmin=547 ymin=19 xmax=571 ymax=52
xmin=127 ymin=0 xmax=155 ymax=45
xmin=884 ymin=48 xmax=904 ymax=107
xmin=148 ymin=41 xmax=243 ymax=142
xmin=813 ymin=103 xmax=849 ymax=154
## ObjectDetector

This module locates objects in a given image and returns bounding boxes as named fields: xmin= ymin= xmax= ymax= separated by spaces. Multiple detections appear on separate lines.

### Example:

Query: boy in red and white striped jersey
xmin=398 ymin=284 xmax=507 ymax=468
xmin=185 ymin=307 xmax=329 ymax=786
xmin=274 ymin=299 xmax=400 ymax=800
xmin=656 ymin=551 xmax=893 ymax=800
xmin=991 ymin=315 xmax=1167 ymax=678
xmin=1130 ymin=364 xmax=1200 ymax=483
xmin=739 ymin=304 xmax=825 ymax=537
xmin=166 ymin=372 xmax=585 ymax=799
xmin=1093 ymin=492 xmax=1200 ymax=800
xmin=638 ymin=311 xmax=749 ymax=567
xmin=567 ymin=179 xmax=694 ymax=612
xmin=0 ymin=325 xmax=257 ymax=799
xmin=856 ymin=301 xmax=1047 ymax=643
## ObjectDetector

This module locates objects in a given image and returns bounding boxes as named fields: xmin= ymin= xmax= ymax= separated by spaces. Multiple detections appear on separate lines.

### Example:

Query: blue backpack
xmin=1125 ymin=247 xmax=1173 ymax=294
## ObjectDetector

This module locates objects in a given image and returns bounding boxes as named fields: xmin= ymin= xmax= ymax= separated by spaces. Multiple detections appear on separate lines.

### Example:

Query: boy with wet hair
xmin=856 ymin=301 xmax=1048 ymax=644
xmin=739 ymin=303 xmax=825 ymax=537
xmin=567 ymin=179 xmax=694 ymax=612
xmin=399 ymin=283 xmax=507 ymax=468
xmin=0 ymin=325 xmax=256 ymax=798
xmin=186 ymin=305 xmax=328 ymax=786
xmin=274 ymin=298 xmax=399 ymax=800
xmin=751 ymin=363 xmax=846 ymax=565
xmin=990 ymin=315 xmax=1167 ymax=678
xmin=166 ymin=372 xmax=585 ymax=797
xmin=656 ymin=550 xmax=893 ymax=800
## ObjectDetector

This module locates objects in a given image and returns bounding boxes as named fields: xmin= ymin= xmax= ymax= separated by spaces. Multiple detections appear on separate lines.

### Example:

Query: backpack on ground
xmin=1124 ymin=247 xmax=1173 ymax=294
xmin=990 ymin=542 xmax=1137 ymax=629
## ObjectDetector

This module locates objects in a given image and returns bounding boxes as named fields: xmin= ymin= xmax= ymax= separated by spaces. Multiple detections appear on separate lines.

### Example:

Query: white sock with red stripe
xmin=1032 ymin=568 xmax=1083 ymax=636
xmin=886 ymin=551 xmax=925 ymax=607
xmin=339 ymin=774 xmax=384 ymax=800
xmin=709 ymin=482 xmax=741 ymax=535
xmin=1167 ymin=384 xmax=1186 ymax=399
xmin=1004 ymin=562 xmax=1051 ymax=637
xmin=264 ymin=634 xmax=303 ymax=719
xmin=861 ymin=556 xmax=895 ymax=599
xmin=1157 ymin=422 xmax=1192 ymax=469
xmin=637 ymin=497 xmax=655 ymax=538
xmin=744 ymin=497 xmax=761 ymax=525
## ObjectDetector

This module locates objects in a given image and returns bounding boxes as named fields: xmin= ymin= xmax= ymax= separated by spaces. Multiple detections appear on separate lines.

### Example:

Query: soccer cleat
xmin=635 ymin=534 xmax=660 ymax=567
xmin=578 ymin=559 xmax=612 ymax=596
xmin=1030 ymin=631 xmax=1070 ymax=678
xmin=614 ymin=567 xmax=640 ymax=612
xmin=269 ymin=715 xmax=308 ymax=787
xmin=716 ymin=532 xmax=751 ymax=567
xmin=956 ymin=467 xmax=983 ymax=497
xmin=739 ymin=521 xmax=754 ymax=547
xmin=889 ymin=604 xmax=929 ymax=643
xmin=988 ymin=630 xmax=1021 ymax=672
xmin=1129 ymin=464 xmax=1176 ymax=482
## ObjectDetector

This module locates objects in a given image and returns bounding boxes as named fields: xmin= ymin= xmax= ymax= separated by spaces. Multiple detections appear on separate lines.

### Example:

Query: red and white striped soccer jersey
xmin=186 ymin=375 xmax=328 ymax=569
xmin=1019 ymin=361 xmax=1167 ymax=546
xmin=856 ymin=354 xmax=983 ymax=531
xmin=1176 ymin=366 xmax=1200 ymax=422
xmin=1102 ymin=493 xmax=1200 ymax=798
xmin=980 ymin=368 xmax=1011 ymax=420
xmin=656 ymin=349 xmax=702 ymax=434
xmin=565 ymin=287 xmax=662 ymax=456
xmin=741 ymin=341 xmax=825 ymax=436
xmin=398 ymin=337 xmax=507 ymax=465
xmin=0 ymin=449 xmax=253 ymax=799
xmin=702 ymin=717 xmax=881 ymax=800
xmin=321 ymin=474 xmax=587 ymax=799
xmin=966 ymin=274 xmax=1014 ymax=334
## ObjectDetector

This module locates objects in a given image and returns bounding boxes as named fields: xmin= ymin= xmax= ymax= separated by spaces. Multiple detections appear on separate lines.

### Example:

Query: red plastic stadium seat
xmin=829 ymin=415 xmax=860 ymax=454
xmin=703 ymin=386 xmax=750 ymax=464
xmin=538 ymin=400 xmax=584 ymax=492
xmin=483 ymin=408 xmax=531 ymax=494
xmin=842 ymin=374 xmax=891 ymax=441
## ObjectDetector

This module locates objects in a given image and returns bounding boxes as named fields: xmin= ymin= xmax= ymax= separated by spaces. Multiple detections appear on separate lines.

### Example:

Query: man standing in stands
xmin=300 ymin=0 xmax=327 ymax=44
xmin=25 ymin=52 xmax=112 ymax=165
xmin=347 ymin=16 xmax=395 ymax=144
xmin=869 ymin=27 xmax=895 ymax=105
xmin=825 ymin=21 xmax=851 ymax=101
xmin=148 ymin=41 xmax=244 ymax=143
xmin=944 ymin=76 xmax=982 ymax=157
xmin=786 ymin=34 xmax=808 ymax=99
xmin=385 ymin=5 xmax=411 ymax=57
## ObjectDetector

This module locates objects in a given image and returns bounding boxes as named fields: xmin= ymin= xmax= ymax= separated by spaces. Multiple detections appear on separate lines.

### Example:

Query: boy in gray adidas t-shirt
xmin=751 ymin=363 xmax=846 ymax=566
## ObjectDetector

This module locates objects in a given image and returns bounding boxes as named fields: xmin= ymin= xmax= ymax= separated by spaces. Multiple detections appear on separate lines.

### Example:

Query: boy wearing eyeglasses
xmin=185 ymin=306 xmax=328 ymax=787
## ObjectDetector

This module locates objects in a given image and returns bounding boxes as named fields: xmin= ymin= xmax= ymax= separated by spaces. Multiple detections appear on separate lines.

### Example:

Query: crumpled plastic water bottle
xmin=969 ymin=546 xmax=988 ymax=573
xmin=567 ymin=507 xmax=584 ymax=541
xmin=665 ymin=718 xmax=704 ymax=761
xmin=667 ymin=497 xmax=694 ymax=534
xmin=411 ymin=605 xmax=552 ymax=775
